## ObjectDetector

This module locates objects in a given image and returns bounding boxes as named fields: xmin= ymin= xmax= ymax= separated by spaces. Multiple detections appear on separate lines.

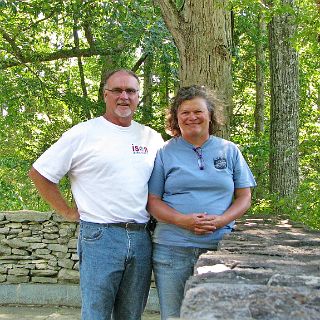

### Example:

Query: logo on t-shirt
xmin=213 ymin=157 xmax=227 ymax=169
xmin=132 ymin=144 xmax=148 ymax=154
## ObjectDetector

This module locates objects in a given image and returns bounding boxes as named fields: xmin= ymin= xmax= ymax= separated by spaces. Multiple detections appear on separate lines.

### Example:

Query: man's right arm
xmin=28 ymin=167 xmax=79 ymax=222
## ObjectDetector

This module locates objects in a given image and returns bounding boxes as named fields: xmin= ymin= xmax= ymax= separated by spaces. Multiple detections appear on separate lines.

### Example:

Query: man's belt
xmin=106 ymin=222 xmax=147 ymax=231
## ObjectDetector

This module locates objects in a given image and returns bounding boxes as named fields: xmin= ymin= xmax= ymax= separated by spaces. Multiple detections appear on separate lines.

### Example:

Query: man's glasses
xmin=193 ymin=147 xmax=205 ymax=170
xmin=106 ymin=88 xmax=139 ymax=97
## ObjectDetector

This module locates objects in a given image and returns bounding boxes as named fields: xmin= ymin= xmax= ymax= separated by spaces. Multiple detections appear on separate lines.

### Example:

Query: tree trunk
xmin=255 ymin=11 xmax=266 ymax=135
xmin=154 ymin=0 xmax=233 ymax=137
xmin=268 ymin=0 xmax=299 ymax=197
xmin=141 ymin=52 xmax=154 ymax=125
xmin=73 ymin=18 xmax=88 ymax=99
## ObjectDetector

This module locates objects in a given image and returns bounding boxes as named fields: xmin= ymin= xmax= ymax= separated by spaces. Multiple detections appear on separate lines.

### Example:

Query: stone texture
xmin=58 ymin=269 xmax=79 ymax=282
xmin=181 ymin=217 xmax=320 ymax=320
xmin=0 ymin=244 xmax=11 ymax=255
xmin=0 ymin=211 xmax=80 ymax=285
xmin=6 ymin=275 xmax=29 ymax=283
xmin=0 ymin=227 xmax=10 ymax=235
xmin=31 ymin=270 xmax=58 ymax=277
xmin=32 ymin=276 xmax=58 ymax=283
xmin=5 ymin=211 xmax=52 ymax=222
xmin=47 ymin=244 xmax=68 ymax=253
xmin=2 ymin=239 xmax=30 ymax=248
xmin=181 ymin=283 xmax=320 ymax=320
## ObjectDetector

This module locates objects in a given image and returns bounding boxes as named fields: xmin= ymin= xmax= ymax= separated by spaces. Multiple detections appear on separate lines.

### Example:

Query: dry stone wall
xmin=0 ymin=211 xmax=79 ymax=284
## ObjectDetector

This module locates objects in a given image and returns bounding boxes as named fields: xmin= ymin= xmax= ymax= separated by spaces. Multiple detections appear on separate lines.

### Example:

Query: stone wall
xmin=0 ymin=211 xmax=79 ymax=284
xmin=180 ymin=217 xmax=320 ymax=320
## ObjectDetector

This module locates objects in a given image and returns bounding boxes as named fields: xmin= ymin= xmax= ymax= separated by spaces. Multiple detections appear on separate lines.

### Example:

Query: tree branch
xmin=153 ymin=0 xmax=184 ymax=43
xmin=0 ymin=46 xmax=123 ymax=70
xmin=0 ymin=28 xmax=26 ymax=62
xmin=83 ymin=21 xmax=96 ymax=49
xmin=22 ymin=10 xmax=56 ymax=32
xmin=73 ymin=16 xmax=88 ymax=98
xmin=132 ymin=52 xmax=149 ymax=72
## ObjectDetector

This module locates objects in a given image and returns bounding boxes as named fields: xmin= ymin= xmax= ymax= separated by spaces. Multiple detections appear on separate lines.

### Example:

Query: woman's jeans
xmin=78 ymin=221 xmax=152 ymax=320
xmin=153 ymin=243 xmax=217 ymax=320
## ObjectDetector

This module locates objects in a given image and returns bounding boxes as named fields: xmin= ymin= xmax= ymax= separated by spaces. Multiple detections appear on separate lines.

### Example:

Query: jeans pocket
xmin=81 ymin=224 xmax=103 ymax=241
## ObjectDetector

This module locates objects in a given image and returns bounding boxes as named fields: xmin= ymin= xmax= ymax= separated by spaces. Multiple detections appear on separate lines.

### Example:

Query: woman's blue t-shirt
xmin=148 ymin=136 xmax=256 ymax=248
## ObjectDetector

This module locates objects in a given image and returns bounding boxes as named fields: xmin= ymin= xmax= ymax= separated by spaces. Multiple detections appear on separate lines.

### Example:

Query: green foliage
xmin=230 ymin=0 xmax=320 ymax=229
xmin=0 ymin=0 xmax=319 ymax=230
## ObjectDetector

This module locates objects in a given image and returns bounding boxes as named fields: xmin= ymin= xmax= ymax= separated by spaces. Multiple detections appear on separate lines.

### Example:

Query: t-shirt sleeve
xmin=32 ymin=128 xmax=78 ymax=183
xmin=148 ymin=150 xmax=165 ymax=197
xmin=232 ymin=145 xmax=257 ymax=189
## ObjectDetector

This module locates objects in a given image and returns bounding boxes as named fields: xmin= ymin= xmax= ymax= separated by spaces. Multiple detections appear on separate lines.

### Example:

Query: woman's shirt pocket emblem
xmin=213 ymin=157 xmax=227 ymax=169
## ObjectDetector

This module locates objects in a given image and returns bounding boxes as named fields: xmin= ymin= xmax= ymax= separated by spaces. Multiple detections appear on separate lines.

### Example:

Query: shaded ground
xmin=0 ymin=305 xmax=160 ymax=319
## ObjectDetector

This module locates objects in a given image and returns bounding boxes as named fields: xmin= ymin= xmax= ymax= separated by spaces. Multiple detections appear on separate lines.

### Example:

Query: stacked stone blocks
xmin=0 ymin=211 xmax=79 ymax=284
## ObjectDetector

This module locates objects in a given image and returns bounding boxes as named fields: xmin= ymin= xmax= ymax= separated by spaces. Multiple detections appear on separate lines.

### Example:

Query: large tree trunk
xmin=154 ymin=0 xmax=233 ymax=137
xmin=268 ymin=0 xmax=299 ymax=197
xmin=255 ymin=11 xmax=266 ymax=135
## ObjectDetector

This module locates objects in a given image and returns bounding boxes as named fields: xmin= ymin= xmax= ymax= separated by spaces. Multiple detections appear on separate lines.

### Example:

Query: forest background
xmin=0 ymin=0 xmax=319 ymax=229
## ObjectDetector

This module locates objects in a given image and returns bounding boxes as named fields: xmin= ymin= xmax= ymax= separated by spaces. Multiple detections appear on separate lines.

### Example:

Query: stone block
xmin=47 ymin=244 xmax=68 ymax=253
xmin=16 ymin=230 xmax=32 ymax=237
xmin=58 ymin=238 xmax=69 ymax=245
xmin=22 ymin=236 xmax=43 ymax=243
xmin=31 ymin=269 xmax=58 ymax=277
xmin=8 ymin=268 xmax=29 ymax=276
xmin=0 ymin=244 xmax=12 ymax=255
xmin=32 ymin=276 xmax=58 ymax=283
xmin=5 ymin=211 xmax=52 ymax=222
xmin=68 ymin=239 xmax=77 ymax=249
xmin=34 ymin=248 xmax=51 ymax=255
xmin=71 ymin=254 xmax=79 ymax=261
xmin=0 ymin=274 xmax=7 ymax=282
xmin=58 ymin=268 xmax=79 ymax=283
xmin=181 ymin=283 xmax=320 ymax=320
xmin=52 ymin=213 xmax=68 ymax=222
xmin=43 ymin=226 xmax=59 ymax=234
xmin=43 ymin=233 xmax=59 ymax=240
xmin=6 ymin=275 xmax=29 ymax=283
xmin=33 ymin=253 xmax=57 ymax=260
xmin=58 ymin=259 xmax=74 ymax=269
xmin=48 ymin=259 xmax=58 ymax=267
xmin=6 ymin=223 xmax=22 ymax=229
xmin=59 ymin=227 xmax=75 ymax=238
xmin=0 ymin=255 xmax=32 ymax=260
xmin=2 ymin=238 xmax=30 ymax=248
xmin=0 ymin=227 xmax=10 ymax=235
xmin=35 ymin=262 xmax=48 ymax=270
xmin=12 ymin=248 xmax=29 ymax=256
xmin=30 ymin=243 xmax=47 ymax=250
xmin=42 ymin=239 xmax=58 ymax=244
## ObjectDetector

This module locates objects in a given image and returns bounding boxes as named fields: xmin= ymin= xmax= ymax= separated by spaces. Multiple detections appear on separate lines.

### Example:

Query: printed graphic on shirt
xmin=131 ymin=144 xmax=148 ymax=154
xmin=213 ymin=157 xmax=227 ymax=169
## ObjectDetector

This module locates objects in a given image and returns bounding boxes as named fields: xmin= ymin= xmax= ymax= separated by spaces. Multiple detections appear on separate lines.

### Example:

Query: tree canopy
xmin=0 ymin=0 xmax=319 ymax=229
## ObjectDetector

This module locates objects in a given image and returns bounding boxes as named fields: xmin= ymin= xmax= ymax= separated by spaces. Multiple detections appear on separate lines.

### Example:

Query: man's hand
xmin=63 ymin=207 xmax=80 ymax=222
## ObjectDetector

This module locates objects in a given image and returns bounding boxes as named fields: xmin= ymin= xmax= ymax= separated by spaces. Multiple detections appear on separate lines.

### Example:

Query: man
xmin=29 ymin=69 xmax=163 ymax=320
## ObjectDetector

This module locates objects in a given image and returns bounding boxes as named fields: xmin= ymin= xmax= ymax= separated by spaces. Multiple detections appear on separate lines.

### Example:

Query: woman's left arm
xmin=212 ymin=188 xmax=252 ymax=229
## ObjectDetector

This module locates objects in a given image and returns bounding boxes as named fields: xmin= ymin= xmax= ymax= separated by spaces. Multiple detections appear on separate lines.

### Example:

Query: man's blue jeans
xmin=78 ymin=221 xmax=152 ymax=320
xmin=153 ymin=243 xmax=217 ymax=320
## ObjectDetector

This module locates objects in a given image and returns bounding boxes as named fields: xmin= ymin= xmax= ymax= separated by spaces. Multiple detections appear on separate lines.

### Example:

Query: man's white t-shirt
xmin=33 ymin=117 xmax=163 ymax=223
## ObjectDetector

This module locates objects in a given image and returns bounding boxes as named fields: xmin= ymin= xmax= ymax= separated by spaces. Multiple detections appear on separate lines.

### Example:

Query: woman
xmin=147 ymin=85 xmax=256 ymax=320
